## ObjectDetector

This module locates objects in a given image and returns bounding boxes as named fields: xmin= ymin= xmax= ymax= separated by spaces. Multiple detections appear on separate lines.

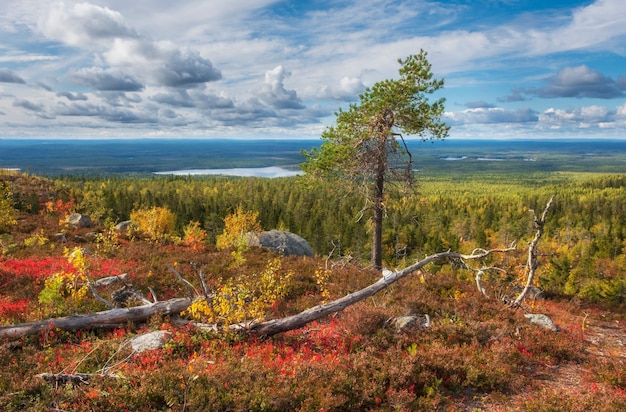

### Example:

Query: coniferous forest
xmin=1 ymin=167 xmax=625 ymax=411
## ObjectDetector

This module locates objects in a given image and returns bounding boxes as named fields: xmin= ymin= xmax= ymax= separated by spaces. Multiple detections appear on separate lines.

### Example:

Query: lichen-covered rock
xmin=129 ymin=330 xmax=172 ymax=353
xmin=387 ymin=314 xmax=431 ymax=332
xmin=67 ymin=213 xmax=93 ymax=228
xmin=524 ymin=313 xmax=560 ymax=331
xmin=246 ymin=230 xmax=314 ymax=257
xmin=115 ymin=220 xmax=133 ymax=232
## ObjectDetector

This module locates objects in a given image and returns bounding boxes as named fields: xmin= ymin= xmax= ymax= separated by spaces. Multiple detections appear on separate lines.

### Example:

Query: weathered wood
xmin=512 ymin=196 xmax=554 ymax=307
xmin=251 ymin=247 xmax=513 ymax=337
xmin=1 ymin=246 xmax=515 ymax=340
xmin=92 ymin=273 xmax=129 ymax=287
xmin=0 ymin=298 xmax=191 ymax=340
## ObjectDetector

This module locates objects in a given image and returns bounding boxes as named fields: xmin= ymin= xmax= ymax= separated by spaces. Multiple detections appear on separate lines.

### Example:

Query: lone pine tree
xmin=303 ymin=50 xmax=449 ymax=268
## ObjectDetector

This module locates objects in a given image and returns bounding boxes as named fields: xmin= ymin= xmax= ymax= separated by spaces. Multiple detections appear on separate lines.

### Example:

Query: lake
xmin=1 ymin=138 xmax=625 ymax=176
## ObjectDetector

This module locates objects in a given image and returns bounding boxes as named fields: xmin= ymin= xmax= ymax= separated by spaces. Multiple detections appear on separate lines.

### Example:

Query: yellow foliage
xmin=38 ymin=247 xmax=90 ymax=315
xmin=314 ymin=266 xmax=332 ymax=302
xmin=130 ymin=206 xmax=176 ymax=241
xmin=0 ymin=184 xmax=17 ymax=232
xmin=183 ymin=258 xmax=293 ymax=325
xmin=216 ymin=205 xmax=262 ymax=251
xmin=183 ymin=221 xmax=207 ymax=251
xmin=23 ymin=229 xmax=49 ymax=248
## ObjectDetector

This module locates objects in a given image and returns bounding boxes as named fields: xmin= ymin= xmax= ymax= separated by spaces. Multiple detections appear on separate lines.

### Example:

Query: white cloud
xmin=1 ymin=0 xmax=625 ymax=138
xmin=540 ymin=105 xmax=614 ymax=126
xmin=316 ymin=77 xmax=365 ymax=101
xmin=68 ymin=67 xmax=143 ymax=91
xmin=257 ymin=65 xmax=304 ymax=110
xmin=530 ymin=65 xmax=624 ymax=99
xmin=39 ymin=2 xmax=221 ymax=90
xmin=0 ymin=68 xmax=25 ymax=84
xmin=445 ymin=107 xmax=538 ymax=125
xmin=38 ymin=2 xmax=138 ymax=47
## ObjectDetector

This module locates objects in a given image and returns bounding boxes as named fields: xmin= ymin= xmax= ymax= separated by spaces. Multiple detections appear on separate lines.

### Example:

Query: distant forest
xmin=41 ymin=170 xmax=625 ymax=303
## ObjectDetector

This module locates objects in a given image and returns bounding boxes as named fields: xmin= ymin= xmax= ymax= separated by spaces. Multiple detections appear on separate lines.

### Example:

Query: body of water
xmin=1 ymin=138 xmax=625 ymax=176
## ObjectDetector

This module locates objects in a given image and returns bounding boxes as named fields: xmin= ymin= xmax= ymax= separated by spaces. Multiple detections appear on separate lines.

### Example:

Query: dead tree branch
xmin=512 ymin=196 xmax=554 ymax=307
xmin=249 ymin=246 xmax=515 ymax=337
xmin=0 ymin=298 xmax=191 ymax=340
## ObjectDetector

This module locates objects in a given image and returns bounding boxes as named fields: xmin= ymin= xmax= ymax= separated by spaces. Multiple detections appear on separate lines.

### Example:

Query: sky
xmin=0 ymin=0 xmax=625 ymax=140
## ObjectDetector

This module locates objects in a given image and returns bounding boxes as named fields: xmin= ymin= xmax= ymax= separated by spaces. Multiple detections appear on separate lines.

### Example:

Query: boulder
xmin=246 ymin=230 xmax=314 ymax=257
xmin=67 ymin=213 xmax=93 ymax=228
xmin=115 ymin=220 xmax=133 ymax=232
xmin=524 ymin=313 xmax=560 ymax=332
xmin=129 ymin=330 xmax=172 ymax=353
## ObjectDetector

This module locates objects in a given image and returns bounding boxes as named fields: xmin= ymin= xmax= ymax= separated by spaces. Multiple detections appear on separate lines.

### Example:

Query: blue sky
xmin=0 ymin=0 xmax=625 ymax=139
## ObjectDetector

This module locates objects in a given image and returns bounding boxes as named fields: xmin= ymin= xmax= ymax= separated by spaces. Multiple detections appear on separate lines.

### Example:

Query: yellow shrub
xmin=38 ymin=247 xmax=90 ymax=315
xmin=183 ymin=221 xmax=207 ymax=250
xmin=216 ymin=205 xmax=262 ymax=251
xmin=0 ymin=184 xmax=17 ymax=232
xmin=130 ymin=206 xmax=176 ymax=241
xmin=183 ymin=258 xmax=293 ymax=326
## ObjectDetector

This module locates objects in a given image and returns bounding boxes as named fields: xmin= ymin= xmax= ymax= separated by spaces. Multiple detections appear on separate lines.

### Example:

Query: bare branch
xmin=250 ymin=245 xmax=514 ymax=337
xmin=167 ymin=264 xmax=198 ymax=298
xmin=86 ymin=275 xmax=114 ymax=309
xmin=92 ymin=273 xmax=129 ymax=287
xmin=512 ymin=196 xmax=554 ymax=307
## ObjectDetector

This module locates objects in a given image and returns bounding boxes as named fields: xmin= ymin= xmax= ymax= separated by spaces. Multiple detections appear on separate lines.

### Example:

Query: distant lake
xmin=155 ymin=166 xmax=301 ymax=178
xmin=1 ymin=138 xmax=625 ymax=175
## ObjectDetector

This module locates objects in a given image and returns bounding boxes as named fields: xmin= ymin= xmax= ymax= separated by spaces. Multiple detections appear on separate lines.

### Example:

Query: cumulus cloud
xmin=316 ymin=76 xmax=365 ymax=101
xmin=40 ymin=2 xmax=221 ymax=89
xmin=540 ymin=105 xmax=613 ymax=125
xmin=54 ymin=100 xmax=155 ymax=124
xmin=617 ymin=102 xmax=626 ymax=117
xmin=257 ymin=65 xmax=304 ymax=110
xmin=104 ymin=39 xmax=221 ymax=87
xmin=445 ymin=107 xmax=538 ymax=125
xmin=13 ymin=98 xmax=45 ymax=112
xmin=151 ymin=90 xmax=197 ymax=108
xmin=57 ymin=91 xmax=88 ymax=101
xmin=38 ymin=2 xmax=138 ymax=47
xmin=12 ymin=98 xmax=55 ymax=119
xmin=528 ymin=65 xmax=625 ymax=99
xmin=151 ymin=89 xmax=234 ymax=110
xmin=68 ymin=67 xmax=144 ymax=91
xmin=0 ymin=68 xmax=25 ymax=83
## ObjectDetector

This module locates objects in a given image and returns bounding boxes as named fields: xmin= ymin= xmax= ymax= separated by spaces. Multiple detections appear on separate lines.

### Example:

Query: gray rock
xmin=129 ymin=330 xmax=172 ymax=353
xmin=524 ymin=313 xmax=560 ymax=331
xmin=388 ymin=314 xmax=431 ymax=332
xmin=114 ymin=220 xmax=133 ymax=231
xmin=246 ymin=230 xmax=314 ymax=257
xmin=67 ymin=213 xmax=93 ymax=228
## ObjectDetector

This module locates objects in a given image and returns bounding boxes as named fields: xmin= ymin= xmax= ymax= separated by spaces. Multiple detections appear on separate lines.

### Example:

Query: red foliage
xmin=0 ymin=257 xmax=75 ymax=283
xmin=0 ymin=296 xmax=29 ymax=321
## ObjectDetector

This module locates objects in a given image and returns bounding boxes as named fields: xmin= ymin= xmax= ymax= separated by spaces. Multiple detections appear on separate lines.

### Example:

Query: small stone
xmin=129 ymin=330 xmax=172 ymax=353
xmin=524 ymin=313 xmax=560 ymax=332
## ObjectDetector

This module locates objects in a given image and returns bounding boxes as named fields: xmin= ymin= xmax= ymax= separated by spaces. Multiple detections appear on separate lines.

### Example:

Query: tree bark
xmin=0 ymin=298 xmax=191 ymax=340
xmin=371 ymin=135 xmax=388 ymax=269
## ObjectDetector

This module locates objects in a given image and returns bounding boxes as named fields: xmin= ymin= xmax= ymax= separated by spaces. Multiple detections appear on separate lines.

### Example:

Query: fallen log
xmin=0 ymin=298 xmax=191 ymax=340
xmin=1 ymin=246 xmax=515 ymax=340
xmin=250 ymin=247 xmax=513 ymax=337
